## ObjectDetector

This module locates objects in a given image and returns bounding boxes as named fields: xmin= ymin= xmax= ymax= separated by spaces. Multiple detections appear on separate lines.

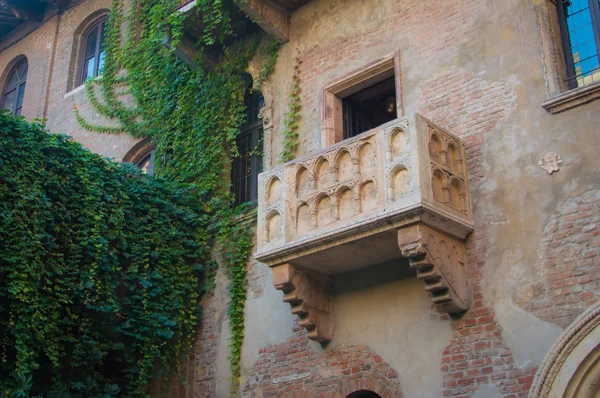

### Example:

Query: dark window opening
xmin=2 ymin=59 xmax=27 ymax=116
xmin=346 ymin=390 xmax=382 ymax=398
xmin=135 ymin=150 xmax=155 ymax=176
xmin=79 ymin=18 xmax=107 ymax=84
xmin=342 ymin=76 xmax=397 ymax=140
xmin=232 ymin=81 xmax=264 ymax=207
xmin=557 ymin=0 xmax=600 ymax=88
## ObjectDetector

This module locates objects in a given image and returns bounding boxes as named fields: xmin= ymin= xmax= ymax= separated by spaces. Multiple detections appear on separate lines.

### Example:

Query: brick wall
xmin=519 ymin=189 xmax=600 ymax=328
xmin=252 ymin=0 xmax=528 ymax=396
xmin=242 ymin=321 xmax=403 ymax=397
xmin=439 ymin=227 xmax=537 ymax=398
xmin=0 ymin=16 xmax=58 ymax=121
xmin=0 ymin=0 xmax=139 ymax=160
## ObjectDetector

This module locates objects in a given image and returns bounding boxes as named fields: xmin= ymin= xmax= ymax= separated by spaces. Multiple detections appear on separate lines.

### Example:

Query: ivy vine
xmin=72 ymin=0 xmax=280 ymax=395
xmin=0 ymin=112 xmax=208 ymax=397
xmin=279 ymin=57 xmax=301 ymax=163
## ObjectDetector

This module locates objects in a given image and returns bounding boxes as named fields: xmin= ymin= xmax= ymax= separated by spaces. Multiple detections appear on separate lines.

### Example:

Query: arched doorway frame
xmin=529 ymin=301 xmax=600 ymax=397
xmin=333 ymin=375 xmax=402 ymax=398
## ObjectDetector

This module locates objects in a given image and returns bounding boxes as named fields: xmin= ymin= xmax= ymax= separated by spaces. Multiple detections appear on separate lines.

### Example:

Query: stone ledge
xmin=542 ymin=81 xmax=600 ymax=114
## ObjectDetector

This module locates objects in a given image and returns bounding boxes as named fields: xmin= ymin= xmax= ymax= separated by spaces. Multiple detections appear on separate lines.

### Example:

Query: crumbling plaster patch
xmin=495 ymin=299 xmax=562 ymax=368
xmin=241 ymin=262 xmax=297 ymax=371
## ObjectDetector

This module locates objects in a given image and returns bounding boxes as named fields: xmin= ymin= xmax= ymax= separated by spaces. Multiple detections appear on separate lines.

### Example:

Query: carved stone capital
xmin=398 ymin=224 xmax=470 ymax=314
xmin=271 ymin=263 xmax=334 ymax=343
xmin=258 ymin=105 xmax=273 ymax=129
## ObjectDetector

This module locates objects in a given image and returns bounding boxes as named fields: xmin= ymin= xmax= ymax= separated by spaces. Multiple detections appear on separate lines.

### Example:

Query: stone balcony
xmin=255 ymin=114 xmax=474 ymax=343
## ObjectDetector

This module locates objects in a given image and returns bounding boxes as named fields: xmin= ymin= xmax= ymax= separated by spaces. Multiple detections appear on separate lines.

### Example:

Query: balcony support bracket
xmin=271 ymin=263 xmax=334 ymax=344
xmin=237 ymin=0 xmax=290 ymax=43
xmin=398 ymin=224 xmax=471 ymax=314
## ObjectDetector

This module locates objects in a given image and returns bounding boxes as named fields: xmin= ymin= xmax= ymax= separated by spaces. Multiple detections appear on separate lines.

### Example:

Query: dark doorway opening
xmin=346 ymin=390 xmax=382 ymax=398
xmin=342 ymin=75 xmax=397 ymax=139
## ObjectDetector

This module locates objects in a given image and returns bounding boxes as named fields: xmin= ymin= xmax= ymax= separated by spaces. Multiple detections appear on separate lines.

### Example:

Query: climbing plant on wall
xmin=279 ymin=57 xmax=301 ymax=163
xmin=74 ymin=0 xmax=280 ymax=395
xmin=0 ymin=112 xmax=208 ymax=397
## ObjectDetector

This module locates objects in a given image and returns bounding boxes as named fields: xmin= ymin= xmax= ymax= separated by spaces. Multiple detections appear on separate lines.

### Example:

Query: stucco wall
xmin=232 ymin=0 xmax=600 ymax=396
xmin=1 ymin=0 xmax=599 ymax=396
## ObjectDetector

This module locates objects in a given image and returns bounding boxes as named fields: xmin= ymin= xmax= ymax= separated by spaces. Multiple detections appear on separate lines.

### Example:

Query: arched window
xmin=135 ymin=149 xmax=155 ymax=176
xmin=231 ymin=77 xmax=264 ymax=206
xmin=2 ymin=58 xmax=27 ymax=116
xmin=79 ymin=17 xmax=107 ymax=84
xmin=122 ymin=139 xmax=157 ymax=176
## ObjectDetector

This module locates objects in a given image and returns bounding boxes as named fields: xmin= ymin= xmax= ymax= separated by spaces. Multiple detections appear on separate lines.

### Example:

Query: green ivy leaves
xmin=71 ymin=0 xmax=281 ymax=396
xmin=0 ymin=113 xmax=207 ymax=397
xmin=280 ymin=58 xmax=301 ymax=163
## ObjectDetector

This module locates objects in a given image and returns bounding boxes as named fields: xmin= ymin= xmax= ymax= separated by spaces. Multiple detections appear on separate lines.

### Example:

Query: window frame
xmin=78 ymin=17 xmax=107 ymax=85
xmin=321 ymin=53 xmax=403 ymax=147
xmin=231 ymin=88 xmax=264 ymax=207
xmin=2 ymin=58 xmax=28 ymax=116
xmin=556 ymin=0 xmax=600 ymax=89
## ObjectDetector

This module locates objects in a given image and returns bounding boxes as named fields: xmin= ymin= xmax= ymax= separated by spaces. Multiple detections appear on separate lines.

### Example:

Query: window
xmin=135 ymin=150 xmax=156 ymax=176
xmin=79 ymin=18 xmax=107 ymax=84
xmin=322 ymin=55 xmax=402 ymax=146
xmin=231 ymin=84 xmax=264 ymax=206
xmin=557 ymin=0 xmax=600 ymax=88
xmin=122 ymin=139 xmax=157 ymax=176
xmin=2 ymin=59 xmax=27 ymax=116
xmin=342 ymin=76 xmax=397 ymax=140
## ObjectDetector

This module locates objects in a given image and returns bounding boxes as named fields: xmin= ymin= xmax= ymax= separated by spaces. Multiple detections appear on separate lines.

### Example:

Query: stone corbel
xmin=397 ymin=224 xmax=470 ymax=314
xmin=271 ymin=263 xmax=334 ymax=343
xmin=237 ymin=0 xmax=290 ymax=43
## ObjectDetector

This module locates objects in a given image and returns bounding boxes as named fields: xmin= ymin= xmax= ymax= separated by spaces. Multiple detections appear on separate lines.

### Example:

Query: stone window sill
xmin=542 ymin=81 xmax=600 ymax=114
xmin=64 ymin=84 xmax=86 ymax=99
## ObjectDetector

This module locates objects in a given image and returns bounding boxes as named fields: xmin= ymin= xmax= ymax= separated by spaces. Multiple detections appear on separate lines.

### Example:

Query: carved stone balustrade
xmin=255 ymin=114 xmax=474 ymax=343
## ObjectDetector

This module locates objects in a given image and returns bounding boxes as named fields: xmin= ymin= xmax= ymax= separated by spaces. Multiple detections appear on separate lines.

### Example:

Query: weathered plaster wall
xmin=239 ymin=0 xmax=600 ymax=396
xmin=1 ymin=0 xmax=599 ymax=396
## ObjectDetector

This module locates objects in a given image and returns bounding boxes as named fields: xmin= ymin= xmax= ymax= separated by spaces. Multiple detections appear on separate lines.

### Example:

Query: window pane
xmin=16 ymin=83 xmax=25 ymax=110
xmin=3 ymin=89 xmax=16 ymax=114
xmin=6 ymin=70 xmax=17 ymax=89
xmin=83 ymin=57 xmax=96 ymax=82
xmin=16 ymin=61 xmax=27 ymax=80
xmin=85 ymin=27 xmax=98 ymax=59
xmin=99 ymin=22 xmax=106 ymax=50
xmin=98 ymin=50 xmax=106 ymax=75
xmin=136 ymin=151 xmax=155 ymax=176
xmin=563 ymin=0 xmax=600 ymax=86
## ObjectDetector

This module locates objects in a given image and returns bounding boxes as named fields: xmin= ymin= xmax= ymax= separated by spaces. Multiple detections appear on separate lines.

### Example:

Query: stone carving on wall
xmin=271 ymin=263 xmax=334 ymax=343
xmin=397 ymin=224 xmax=470 ymax=313
xmin=538 ymin=152 xmax=563 ymax=174
xmin=255 ymin=114 xmax=473 ymax=342
xmin=247 ymin=60 xmax=274 ymax=169
xmin=428 ymin=123 xmax=470 ymax=217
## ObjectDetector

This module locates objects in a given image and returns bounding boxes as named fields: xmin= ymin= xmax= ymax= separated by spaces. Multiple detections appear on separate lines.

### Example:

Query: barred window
xmin=558 ymin=0 xmax=600 ymax=88
xmin=231 ymin=85 xmax=264 ymax=207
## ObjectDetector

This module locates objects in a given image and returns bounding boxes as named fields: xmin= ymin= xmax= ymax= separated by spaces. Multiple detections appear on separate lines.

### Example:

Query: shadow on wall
xmin=334 ymin=258 xmax=415 ymax=295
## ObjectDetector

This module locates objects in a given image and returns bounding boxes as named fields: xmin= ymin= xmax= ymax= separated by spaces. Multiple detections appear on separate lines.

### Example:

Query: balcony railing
xmin=255 ymin=114 xmax=474 ymax=342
